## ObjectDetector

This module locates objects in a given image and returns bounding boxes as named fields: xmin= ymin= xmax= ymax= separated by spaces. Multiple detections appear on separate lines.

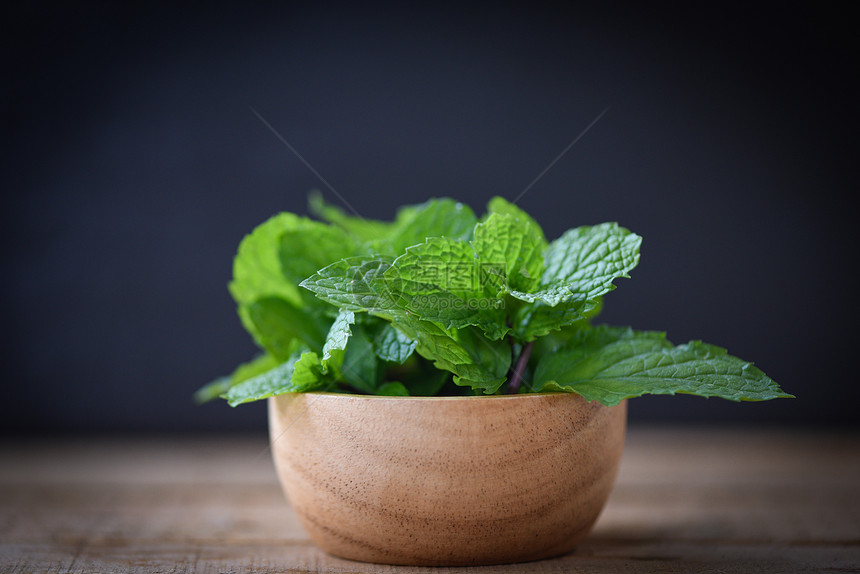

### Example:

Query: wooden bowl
xmin=268 ymin=393 xmax=626 ymax=566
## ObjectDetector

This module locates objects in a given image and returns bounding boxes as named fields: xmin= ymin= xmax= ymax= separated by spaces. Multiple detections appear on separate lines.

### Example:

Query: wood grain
xmin=268 ymin=393 xmax=627 ymax=566
xmin=1 ymin=428 xmax=858 ymax=573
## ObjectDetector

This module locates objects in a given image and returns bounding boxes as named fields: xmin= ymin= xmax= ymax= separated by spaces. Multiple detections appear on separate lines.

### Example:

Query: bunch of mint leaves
xmin=196 ymin=195 xmax=791 ymax=406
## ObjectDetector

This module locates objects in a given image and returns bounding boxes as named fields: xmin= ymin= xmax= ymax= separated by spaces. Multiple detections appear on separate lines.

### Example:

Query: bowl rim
xmin=272 ymin=391 xmax=588 ymax=402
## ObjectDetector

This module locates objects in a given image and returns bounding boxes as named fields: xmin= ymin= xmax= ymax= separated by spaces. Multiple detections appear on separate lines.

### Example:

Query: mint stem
xmin=507 ymin=341 xmax=534 ymax=394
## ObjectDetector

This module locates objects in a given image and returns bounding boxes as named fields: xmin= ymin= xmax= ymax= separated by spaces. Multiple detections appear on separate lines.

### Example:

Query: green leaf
xmin=321 ymin=309 xmax=355 ymax=374
xmin=473 ymin=212 xmax=547 ymax=295
xmin=214 ymin=196 xmax=787 ymax=408
xmin=377 ymin=381 xmax=410 ymax=396
xmin=229 ymin=212 xmax=358 ymax=350
xmin=291 ymin=351 xmax=326 ymax=391
xmin=533 ymin=326 xmax=793 ymax=406
xmin=385 ymin=213 xmax=546 ymax=340
xmin=507 ymin=223 xmax=639 ymax=340
xmin=373 ymin=323 xmax=417 ymax=363
xmin=391 ymin=237 xmax=479 ymax=296
xmin=340 ymin=324 xmax=380 ymax=393
xmin=400 ymin=364 xmax=450 ymax=396
xmin=309 ymin=191 xmax=392 ymax=242
xmin=303 ymin=248 xmax=510 ymax=391
xmin=300 ymin=256 xmax=400 ymax=314
xmin=513 ymin=297 xmax=603 ymax=341
xmin=373 ymin=198 xmax=478 ymax=255
xmin=223 ymin=350 xmax=328 ymax=406
xmin=311 ymin=196 xmax=477 ymax=257
xmin=229 ymin=213 xmax=306 ymax=309
xmin=387 ymin=237 xmax=509 ymax=340
xmin=383 ymin=212 xmax=547 ymax=341
xmin=247 ymin=297 xmax=328 ymax=359
xmin=512 ymin=222 xmax=641 ymax=306
xmin=194 ymin=376 xmax=234 ymax=405
xmin=395 ymin=318 xmax=511 ymax=394
xmin=486 ymin=197 xmax=546 ymax=242
xmin=229 ymin=353 xmax=280 ymax=383
xmin=278 ymin=227 xmax=358 ymax=290
xmin=194 ymin=353 xmax=279 ymax=404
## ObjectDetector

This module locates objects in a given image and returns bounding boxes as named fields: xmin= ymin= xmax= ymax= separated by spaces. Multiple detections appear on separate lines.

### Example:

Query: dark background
xmin=5 ymin=3 xmax=857 ymax=433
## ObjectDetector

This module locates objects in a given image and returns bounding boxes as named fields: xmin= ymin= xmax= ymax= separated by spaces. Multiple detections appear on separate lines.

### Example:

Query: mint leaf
xmin=300 ymin=256 xmax=399 ymax=314
xmin=309 ymin=191 xmax=392 ymax=242
xmin=392 ymin=237 xmax=479 ymax=296
xmin=230 ymin=212 xmax=358 ymax=351
xmin=513 ymin=297 xmax=602 ymax=341
xmin=533 ymin=326 xmax=793 ymax=406
xmin=486 ymin=196 xmax=546 ymax=243
xmin=373 ymin=323 xmax=417 ymax=363
xmin=373 ymin=198 xmax=477 ymax=255
xmin=340 ymin=324 xmax=381 ymax=393
xmin=508 ymin=222 xmax=640 ymax=340
xmin=377 ymin=381 xmax=410 ymax=396
xmin=399 ymin=364 xmax=449 ymax=396
xmin=383 ymin=212 xmax=547 ymax=341
xmin=321 ymin=309 xmax=355 ymax=373
xmin=512 ymin=222 xmax=641 ymax=306
xmin=302 ymin=254 xmax=508 ymax=391
xmin=278 ymin=226 xmax=358 ymax=290
xmin=290 ymin=351 xmax=326 ymax=390
xmin=194 ymin=376 xmax=234 ymax=404
xmin=473 ymin=212 xmax=546 ymax=295
xmin=387 ymin=236 xmax=509 ymax=340
xmin=229 ymin=353 xmax=280 ymax=382
xmin=396 ymin=318 xmax=511 ymax=393
xmin=229 ymin=213 xmax=305 ymax=309
xmin=247 ymin=297 xmax=328 ymax=359
xmin=206 ymin=196 xmax=789 ymax=406
xmin=194 ymin=353 xmax=279 ymax=404
xmin=309 ymin=194 xmax=477 ymax=252
xmin=230 ymin=212 xmax=356 ymax=308
xmin=223 ymin=350 xmax=328 ymax=406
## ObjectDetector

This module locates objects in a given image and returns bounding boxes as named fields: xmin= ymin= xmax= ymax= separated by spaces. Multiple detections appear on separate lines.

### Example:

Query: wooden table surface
xmin=2 ymin=427 xmax=858 ymax=573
